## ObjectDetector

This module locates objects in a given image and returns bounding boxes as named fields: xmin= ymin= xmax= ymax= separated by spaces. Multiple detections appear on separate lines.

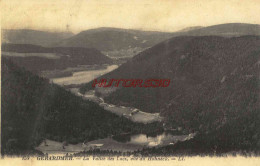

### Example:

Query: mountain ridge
xmin=4 ymin=23 xmax=260 ymax=59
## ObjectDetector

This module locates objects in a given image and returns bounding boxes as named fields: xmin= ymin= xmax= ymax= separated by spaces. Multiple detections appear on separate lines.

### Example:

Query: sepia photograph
xmin=1 ymin=0 xmax=260 ymax=165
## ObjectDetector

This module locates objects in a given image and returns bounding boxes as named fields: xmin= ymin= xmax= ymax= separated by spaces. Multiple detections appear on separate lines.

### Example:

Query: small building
xmin=131 ymin=109 xmax=139 ymax=115
xmin=82 ymin=142 xmax=103 ymax=151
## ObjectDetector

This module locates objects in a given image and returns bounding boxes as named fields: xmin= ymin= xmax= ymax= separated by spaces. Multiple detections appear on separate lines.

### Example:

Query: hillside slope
xmin=80 ymin=36 xmax=260 ymax=133
xmin=1 ymin=58 xmax=160 ymax=155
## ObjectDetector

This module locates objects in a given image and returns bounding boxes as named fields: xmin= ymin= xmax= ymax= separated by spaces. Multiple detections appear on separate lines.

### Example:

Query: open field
xmin=130 ymin=112 xmax=162 ymax=124
xmin=35 ymin=139 xmax=84 ymax=154
xmin=102 ymin=47 xmax=145 ymax=59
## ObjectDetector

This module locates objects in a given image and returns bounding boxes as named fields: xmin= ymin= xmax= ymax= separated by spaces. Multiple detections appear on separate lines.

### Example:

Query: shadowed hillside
xmin=137 ymin=107 xmax=260 ymax=155
xmin=80 ymin=36 xmax=260 ymax=134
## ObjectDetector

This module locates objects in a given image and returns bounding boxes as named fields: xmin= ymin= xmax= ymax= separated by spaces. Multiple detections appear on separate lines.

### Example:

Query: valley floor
xmin=72 ymin=89 xmax=163 ymax=124
xmin=48 ymin=64 xmax=163 ymax=124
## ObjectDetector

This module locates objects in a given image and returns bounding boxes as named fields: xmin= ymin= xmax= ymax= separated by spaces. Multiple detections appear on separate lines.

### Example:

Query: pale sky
xmin=1 ymin=0 xmax=260 ymax=33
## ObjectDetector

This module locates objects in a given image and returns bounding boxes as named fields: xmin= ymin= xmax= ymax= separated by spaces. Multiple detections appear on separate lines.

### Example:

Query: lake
xmin=52 ymin=65 xmax=118 ymax=86
xmin=111 ymin=132 xmax=195 ymax=147
xmin=36 ymin=132 xmax=196 ymax=154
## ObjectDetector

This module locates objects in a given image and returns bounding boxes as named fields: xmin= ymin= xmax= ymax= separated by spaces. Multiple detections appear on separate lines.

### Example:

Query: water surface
xmin=52 ymin=65 xmax=118 ymax=85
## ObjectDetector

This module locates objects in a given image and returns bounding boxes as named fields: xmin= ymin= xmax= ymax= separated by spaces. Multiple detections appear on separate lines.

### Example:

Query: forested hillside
xmin=80 ymin=36 xmax=260 ymax=134
xmin=1 ymin=58 xmax=161 ymax=155
xmin=137 ymin=107 xmax=260 ymax=155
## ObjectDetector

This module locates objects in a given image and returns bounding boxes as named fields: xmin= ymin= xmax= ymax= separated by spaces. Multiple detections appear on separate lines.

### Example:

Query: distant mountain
xmin=55 ymin=28 xmax=175 ymax=58
xmin=56 ymin=27 xmax=174 ymax=51
xmin=1 ymin=58 xmax=160 ymax=155
xmin=177 ymin=26 xmax=203 ymax=32
xmin=58 ymin=24 xmax=260 ymax=50
xmin=2 ymin=29 xmax=74 ymax=47
xmin=175 ymin=23 xmax=260 ymax=36
xmin=56 ymin=23 xmax=260 ymax=58
xmin=2 ymin=43 xmax=112 ymax=73
xmin=4 ymin=24 xmax=260 ymax=59
xmin=80 ymin=35 xmax=260 ymax=134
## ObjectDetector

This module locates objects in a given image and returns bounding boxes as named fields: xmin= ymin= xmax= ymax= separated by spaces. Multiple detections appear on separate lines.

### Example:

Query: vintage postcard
xmin=0 ymin=0 xmax=260 ymax=165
